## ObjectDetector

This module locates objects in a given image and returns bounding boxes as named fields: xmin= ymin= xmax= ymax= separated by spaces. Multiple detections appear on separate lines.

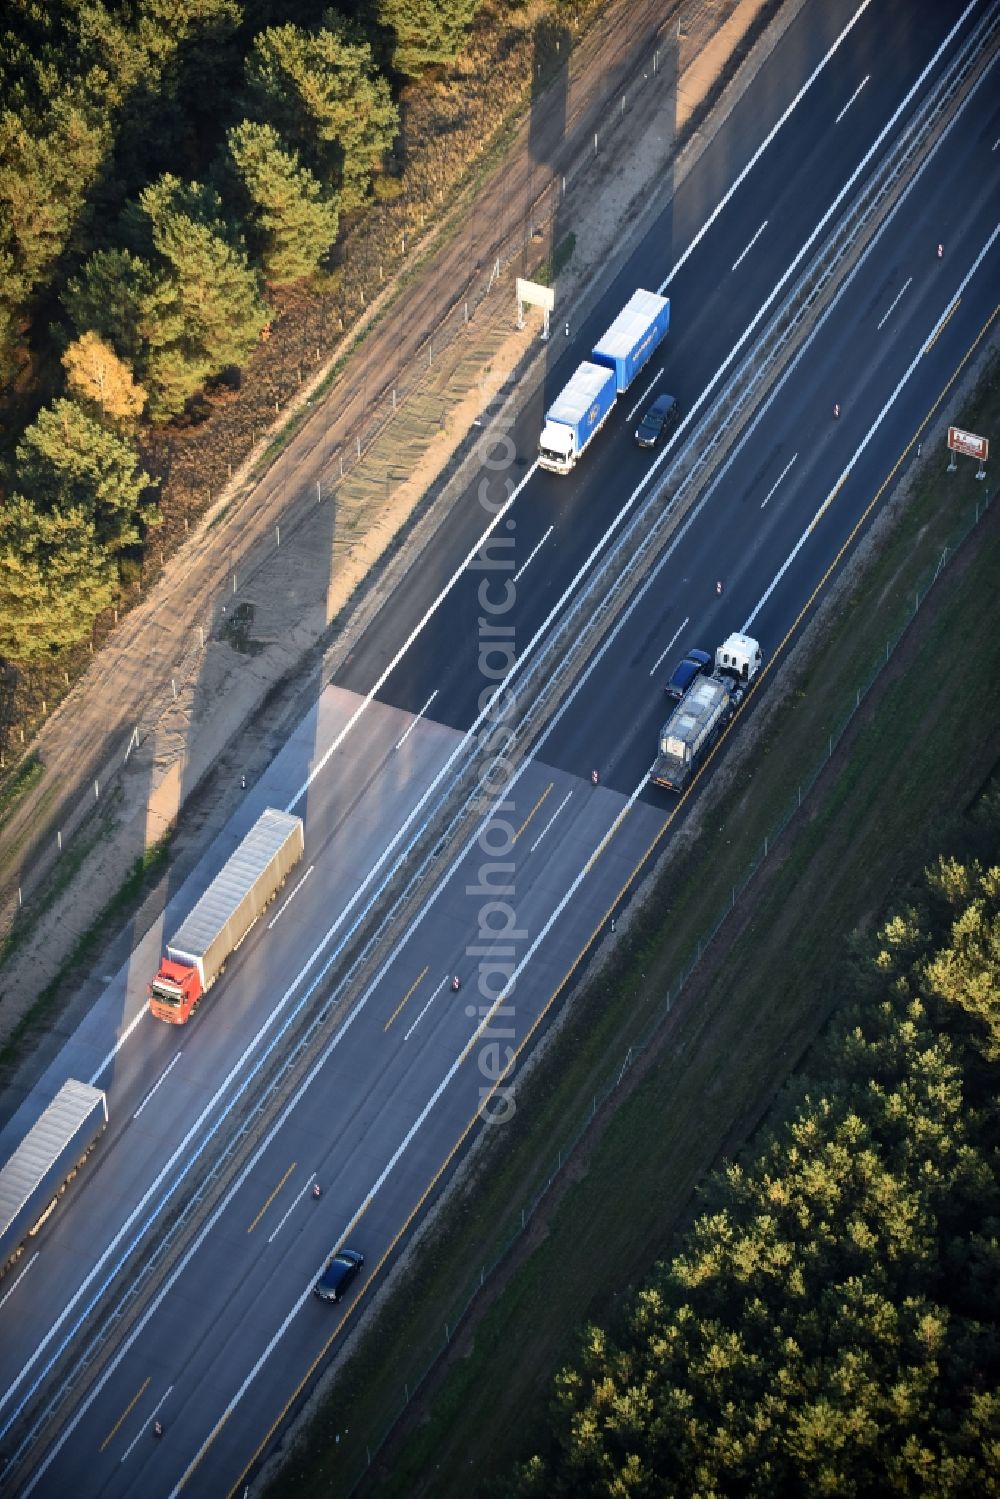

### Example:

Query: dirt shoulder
xmin=0 ymin=0 xmax=801 ymax=1094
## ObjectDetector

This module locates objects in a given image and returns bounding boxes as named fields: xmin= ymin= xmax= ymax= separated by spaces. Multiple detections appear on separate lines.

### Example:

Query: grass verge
xmin=0 ymin=757 xmax=45 ymax=833
xmin=265 ymin=351 xmax=1000 ymax=1499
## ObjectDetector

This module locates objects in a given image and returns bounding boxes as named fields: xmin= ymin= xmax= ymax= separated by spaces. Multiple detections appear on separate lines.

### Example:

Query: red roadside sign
xmin=947 ymin=427 xmax=989 ymax=461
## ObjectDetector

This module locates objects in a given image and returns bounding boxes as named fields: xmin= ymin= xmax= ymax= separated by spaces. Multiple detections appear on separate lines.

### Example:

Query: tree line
xmin=0 ymin=0 xmax=482 ymax=662
xmin=511 ymin=789 xmax=1000 ymax=1496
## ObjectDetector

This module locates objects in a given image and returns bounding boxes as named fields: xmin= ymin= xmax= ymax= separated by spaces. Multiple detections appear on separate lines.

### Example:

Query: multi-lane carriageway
xmin=0 ymin=0 xmax=997 ymax=1492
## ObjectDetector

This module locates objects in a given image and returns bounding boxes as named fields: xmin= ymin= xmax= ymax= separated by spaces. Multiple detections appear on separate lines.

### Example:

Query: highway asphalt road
xmin=1 ymin=0 xmax=997 ymax=1493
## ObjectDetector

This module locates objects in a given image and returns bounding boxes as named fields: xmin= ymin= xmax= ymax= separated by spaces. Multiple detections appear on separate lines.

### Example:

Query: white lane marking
xmin=760 ymin=453 xmax=798 ymax=509
xmin=528 ymin=791 xmax=574 ymax=854
xmin=731 ymin=220 xmax=768 ymax=272
xmin=877 ymin=276 xmax=913 ymax=330
xmin=744 ymin=220 xmax=1000 ymax=632
xmin=268 ymin=865 xmax=314 ymax=930
xmin=513 ymin=526 xmax=554 ymax=582
xmin=835 ymin=73 xmax=870 ymax=123
xmin=132 ymin=1053 xmax=183 ymax=1121
xmin=649 ymin=618 xmax=690 ymax=676
xmin=663 ymin=0 xmax=876 ymax=288
xmin=15 ymin=19 xmax=989 ymax=1456
xmin=626 ymin=366 xmax=665 ymax=422
xmin=266 ymin=1174 xmax=317 ymax=1246
xmin=0 ymin=1255 xmax=38 ymax=1313
xmin=119 ymin=1384 xmax=172 ymax=1464
xmin=395 ymin=691 xmax=439 ymax=750
xmin=403 ymin=976 xmax=451 ymax=1042
xmin=993 ymin=137 xmax=1000 ymax=151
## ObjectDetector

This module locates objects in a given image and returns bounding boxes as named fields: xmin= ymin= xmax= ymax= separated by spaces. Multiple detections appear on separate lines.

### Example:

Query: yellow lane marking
xmin=100 ymin=1376 xmax=149 ymax=1452
xmin=248 ymin=1163 xmax=297 ymax=1234
xmin=385 ymin=966 xmax=429 ymax=1032
xmin=513 ymin=782 xmax=554 ymax=842
xmin=924 ymin=297 xmax=960 ymax=353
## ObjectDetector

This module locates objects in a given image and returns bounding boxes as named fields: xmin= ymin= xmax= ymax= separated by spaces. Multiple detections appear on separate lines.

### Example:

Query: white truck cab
xmin=715 ymin=633 xmax=762 ymax=687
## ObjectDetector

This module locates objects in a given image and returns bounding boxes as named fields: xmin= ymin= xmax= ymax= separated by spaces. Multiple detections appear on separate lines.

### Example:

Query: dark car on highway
xmin=665 ymin=648 xmax=712 ymax=699
xmin=314 ymin=1247 xmax=365 ymax=1304
xmin=635 ymin=392 xmax=679 ymax=448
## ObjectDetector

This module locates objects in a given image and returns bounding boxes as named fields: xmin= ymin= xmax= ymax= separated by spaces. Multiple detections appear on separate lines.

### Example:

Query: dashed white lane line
xmin=528 ymin=791 xmax=574 ymax=855
xmin=513 ymin=526 xmax=554 ymax=582
xmin=835 ymin=73 xmax=870 ymax=124
xmin=268 ymin=865 xmax=314 ymax=930
xmin=133 ymin=1053 xmax=183 ymax=1121
xmin=760 ymin=453 xmax=798 ymax=509
xmin=877 ymin=277 xmax=913 ymax=330
xmin=649 ymin=617 xmax=690 ymax=676
xmin=731 ymin=220 xmax=768 ymax=272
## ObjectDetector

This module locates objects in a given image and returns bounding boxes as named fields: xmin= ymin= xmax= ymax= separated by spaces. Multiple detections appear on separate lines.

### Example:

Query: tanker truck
xmin=652 ymin=633 xmax=762 ymax=791
xmin=148 ymin=807 xmax=305 ymax=1024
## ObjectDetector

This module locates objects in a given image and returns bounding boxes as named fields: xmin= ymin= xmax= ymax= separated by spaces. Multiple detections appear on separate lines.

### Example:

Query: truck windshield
xmin=150 ymin=983 xmax=181 ymax=1006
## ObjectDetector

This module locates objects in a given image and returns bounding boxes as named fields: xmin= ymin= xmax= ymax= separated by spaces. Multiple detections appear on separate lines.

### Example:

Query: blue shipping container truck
xmin=590 ymin=288 xmax=671 ymax=392
xmin=538 ymin=361 xmax=618 ymax=474
xmin=0 ymin=1078 xmax=107 ymax=1273
xmin=538 ymin=289 xmax=670 ymax=472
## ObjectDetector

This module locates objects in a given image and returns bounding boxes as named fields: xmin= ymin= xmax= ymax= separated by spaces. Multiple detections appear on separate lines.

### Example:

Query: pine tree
xmin=224 ymin=121 xmax=339 ymax=283
xmin=16 ymin=398 xmax=156 ymax=551
xmin=63 ymin=247 xmax=161 ymax=370
xmin=924 ymin=858 xmax=1000 ymax=1062
xmin=0 ymin=495 xmax=116 ymax=661
xmin=245 ymin=15 xmax=398 ymax=210
xmin=376 ymin=0 xmax=480 ymax=77
xmin=509 ymin=818 xmax=1000 ymax=1499
xmin=137 ymin=175 xmax=266 ymax=414
xmin=73 ymin=176 xmax=267 ymax=419
xmin=0 ymin=99 xmax=106 ymax=312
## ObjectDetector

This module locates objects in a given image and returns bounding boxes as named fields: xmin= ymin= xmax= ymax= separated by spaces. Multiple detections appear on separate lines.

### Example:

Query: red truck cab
xmin=148 ymin=960 xmax=202 ymax=1024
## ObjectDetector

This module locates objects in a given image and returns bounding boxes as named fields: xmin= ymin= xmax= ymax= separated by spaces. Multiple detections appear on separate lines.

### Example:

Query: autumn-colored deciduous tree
xmin=62 ymin=331 xmax=147 ymax=422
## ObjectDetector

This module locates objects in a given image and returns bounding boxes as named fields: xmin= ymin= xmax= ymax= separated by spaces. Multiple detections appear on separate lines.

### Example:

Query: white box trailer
xmin=149 ymin=807 xmax=305 ymax=1022
xmin=0 ymin=1078 xmax=107 ymax=1274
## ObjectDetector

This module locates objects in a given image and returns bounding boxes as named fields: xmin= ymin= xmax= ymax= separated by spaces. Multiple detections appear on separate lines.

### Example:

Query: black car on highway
xmin=635 ymin=392 xmax=679 ymax=448
xmin=665 ymin=648 xmax=712 ymax=699
xmin=314 ymin=1247 xmax=365 ymax=1304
